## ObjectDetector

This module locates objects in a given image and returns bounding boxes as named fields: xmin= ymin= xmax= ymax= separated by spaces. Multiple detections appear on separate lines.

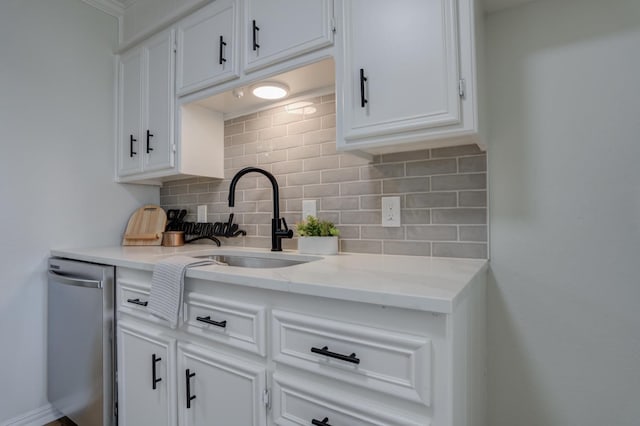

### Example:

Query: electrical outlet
xmin=197 ymin=205 xmax=207 ymax=223
xmin=302 ymin=199 xmax=317 ymax=219
xmin=381 ymin=196 xmax=401 ymax=227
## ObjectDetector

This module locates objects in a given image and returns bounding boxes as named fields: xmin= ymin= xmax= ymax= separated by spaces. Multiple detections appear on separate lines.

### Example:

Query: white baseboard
xmin=0 ymin=404 xmax=62 ymax=426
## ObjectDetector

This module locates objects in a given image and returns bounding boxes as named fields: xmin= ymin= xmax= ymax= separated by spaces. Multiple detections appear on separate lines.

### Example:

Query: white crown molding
xmin=80 ymin=0 xmax=125 ymax=17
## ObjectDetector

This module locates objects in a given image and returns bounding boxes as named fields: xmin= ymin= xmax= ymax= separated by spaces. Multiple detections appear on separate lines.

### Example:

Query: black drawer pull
xmin=219 ymin=35 xmax=227 ymax=65
xmin=129 ymin=134 xmax=137 ymax=157
xmin=151 ymin=354 xmax=162 ymax=390
xmin=359 ymin=68 xmax=368 ymax=108
xmin=146 ymin=130 xmax=154 ymax=153
xmin=126 ymin=298 xmax=148 ymax=307
xmin=311 ymin=346 xmax=360 ymax=364
xmin=252 ymin=19 xmax=260 ymax=51
xmin=196 ymin=315 xmax=227 ymax=328
xmin=312 ymin=417 xmax=332 ymax=426
xmin=186 ymin=369 xmax=196 ymax=409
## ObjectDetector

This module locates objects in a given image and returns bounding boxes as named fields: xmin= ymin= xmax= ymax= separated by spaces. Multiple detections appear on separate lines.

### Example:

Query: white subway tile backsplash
xmin=161 ymin=94 xmax=487 ymax=259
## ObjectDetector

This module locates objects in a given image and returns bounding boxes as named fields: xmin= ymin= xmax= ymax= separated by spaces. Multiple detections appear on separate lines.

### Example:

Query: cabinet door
xmin=144 ymin=29 xmax=175 ymax=172
xmin=176 ymin=0 xmax=240 ymax=96
xmin=337 ymin=0 xmax=461 ymax=149
xmin=118 ymin=322 xmax=177 ymax=426
xmin=177 ymin=343 xmax=267 ymax=426
xmin=244 ymin=0 xmax=333 ymax=72
xmin=118 ymin=48 xmax=144 ymax=177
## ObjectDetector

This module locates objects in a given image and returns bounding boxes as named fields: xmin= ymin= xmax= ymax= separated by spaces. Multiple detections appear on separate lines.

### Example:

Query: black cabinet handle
xmin=152 ymin=354 xmax=162 ymax=390
xmin=186 ymin=369 xmax=196 ymax=409
xmin=146 ymin=130 xmax=154 ymax=153
xmin=312 ymin=417 xmax=332 ymax=426
xmin=311 ymin=346 xmax=360 ymax=364
xmin=129 ymin=135 xmax=137 ymax=157
xmin=252 ymin=20 xmax=260 ymax=51
xmin=196 ymin=315 xmax=227 ymax=328
xmin=219 ymin=35 xmax=227 ymax=65
xmin=359 ymin=68 xmax=368 ymax=108
xmin=126 ymin=298 xmax=148 ymax=307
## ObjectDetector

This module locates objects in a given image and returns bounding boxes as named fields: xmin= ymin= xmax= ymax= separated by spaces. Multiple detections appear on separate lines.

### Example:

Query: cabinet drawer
xmin=273 ymin=375 xmax=427 ymax=426
xmin=183 ymin=292 xmax=266 ymax=356
xmin=271 ymin=310 xmax=432 ymax=405
xmin=118 ymin=284 xmax=153 ymax=318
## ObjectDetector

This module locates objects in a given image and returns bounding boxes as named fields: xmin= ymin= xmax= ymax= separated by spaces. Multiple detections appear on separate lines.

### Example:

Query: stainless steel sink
xmin=195 ymin=254 xmax=318 ymax=268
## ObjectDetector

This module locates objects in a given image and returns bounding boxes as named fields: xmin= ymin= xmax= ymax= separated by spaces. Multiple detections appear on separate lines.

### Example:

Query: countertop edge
xmin=50 ymin=246 xmax=488 ymax=314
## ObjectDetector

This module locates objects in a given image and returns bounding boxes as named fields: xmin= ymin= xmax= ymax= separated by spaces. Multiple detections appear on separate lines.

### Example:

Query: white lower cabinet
xmin=116 ymin=266 xmax=485 ymax=426
xmin=177 ymin=342 xmax=267 ymax=426
xmin=117 ymin=323 xmax=267 ymax=426
xmin=117 ymin=322 xmax=177 ymax=426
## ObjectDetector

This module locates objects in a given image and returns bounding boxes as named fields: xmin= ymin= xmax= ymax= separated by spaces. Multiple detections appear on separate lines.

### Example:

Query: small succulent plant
xmin=295 ymin=215 xmax=340 ymax=237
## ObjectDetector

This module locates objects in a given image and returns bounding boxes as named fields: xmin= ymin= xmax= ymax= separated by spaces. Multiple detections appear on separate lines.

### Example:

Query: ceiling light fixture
xmin=251 ymin=81 xmax=289 ymax=100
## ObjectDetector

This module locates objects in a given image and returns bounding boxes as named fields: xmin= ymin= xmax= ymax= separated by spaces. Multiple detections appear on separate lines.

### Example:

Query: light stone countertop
xmin=50 ymin=245 xmax=488 ymax=314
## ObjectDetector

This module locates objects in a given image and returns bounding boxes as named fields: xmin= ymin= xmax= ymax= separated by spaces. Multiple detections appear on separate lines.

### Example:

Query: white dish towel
xmin=148 ymin=255 xmax=213 ymax=328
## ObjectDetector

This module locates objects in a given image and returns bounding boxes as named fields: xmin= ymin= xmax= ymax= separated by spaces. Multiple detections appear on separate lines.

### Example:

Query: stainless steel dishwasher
xmin=47 ymin=257 xmax=116 ymax=425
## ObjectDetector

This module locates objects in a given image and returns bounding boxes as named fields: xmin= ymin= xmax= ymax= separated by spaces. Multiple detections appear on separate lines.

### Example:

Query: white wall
xmin=487 ymin=0 xmax=640 ymax=425
xmin=0 ymin=0 xmax=158 ymax=423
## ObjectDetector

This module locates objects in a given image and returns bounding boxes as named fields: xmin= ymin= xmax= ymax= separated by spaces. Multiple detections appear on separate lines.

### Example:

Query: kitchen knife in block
xmin=122 ymin=205 xmax=167 ymax=246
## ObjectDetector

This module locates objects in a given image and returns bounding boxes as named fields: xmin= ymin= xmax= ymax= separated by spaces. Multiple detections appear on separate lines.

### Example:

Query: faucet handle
xmin=277 ymin=217 xmax=294 ymax=239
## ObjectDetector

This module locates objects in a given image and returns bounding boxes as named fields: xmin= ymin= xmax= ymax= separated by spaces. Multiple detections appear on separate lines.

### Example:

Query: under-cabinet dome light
xmin=251 ymin=81 xmax=289 ymax=100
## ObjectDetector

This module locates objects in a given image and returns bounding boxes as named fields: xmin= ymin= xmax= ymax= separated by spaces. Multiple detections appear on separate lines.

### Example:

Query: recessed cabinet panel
xmin=145 ymin=30 xmax=175 ymax=172
xmin=177 ymin=343 xmax=267 ymax=426
xmin=118 ymin=49 xmax=144 ymax=176
xmin=118 ymin=322 xmax=177 ymax=426
xmin=335 ymin=0 xmax=479 ymax=154
xmin=273 ymin=376 xmax=427 ymax=426
xmin=345 ymin=0 xmax=459 ymax=134
xmin=244 ymin=0 xmax=333 ymax=72
xmin=176 ymin=0 xmax=240 ymax=96
xmin=183 ymin=292 xmax=266 ymax=356
xmin=272 ymin=309 xmax=433 ymax=405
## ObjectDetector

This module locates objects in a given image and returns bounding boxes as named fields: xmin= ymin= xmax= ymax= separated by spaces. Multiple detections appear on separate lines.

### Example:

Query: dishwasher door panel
xmin=47 ymin=258 xmax=115 ymax=426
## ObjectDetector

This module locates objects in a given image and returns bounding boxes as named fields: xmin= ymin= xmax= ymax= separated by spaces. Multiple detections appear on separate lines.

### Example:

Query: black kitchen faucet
xmin=228 ymin=167 xmax=293 ymax=251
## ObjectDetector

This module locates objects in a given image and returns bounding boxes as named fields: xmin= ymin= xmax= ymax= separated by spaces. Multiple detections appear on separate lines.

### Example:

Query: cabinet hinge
xmin=458 ymin=79 xmax=466 ymax=98
xmin=331 ymin=17 xmax=336 ymax=34
xmin=262 ymin=388 xmax=271 ymax=410
xmin=173 ymin=40 xmax=177 ymax=53
xmin=172 ymin=144 xmax=177 ymax=153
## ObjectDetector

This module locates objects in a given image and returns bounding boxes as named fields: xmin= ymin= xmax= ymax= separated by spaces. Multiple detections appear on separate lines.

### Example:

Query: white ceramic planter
xmin=297 ymin=236 xmax=339 ymax=255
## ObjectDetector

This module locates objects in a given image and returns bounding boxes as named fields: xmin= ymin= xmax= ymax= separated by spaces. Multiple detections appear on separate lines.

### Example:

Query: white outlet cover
xmin=302 ymin=199 xmax=317 ymax=219
xmin=382 ymin=196 xmax=401 ymax=227
xmin=197 ymin=205 xmax=207 ymax=223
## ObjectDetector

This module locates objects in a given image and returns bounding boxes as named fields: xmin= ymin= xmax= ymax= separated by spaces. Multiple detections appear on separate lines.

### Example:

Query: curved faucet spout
xmin=228 ymin=167 xmax=292 ymax=251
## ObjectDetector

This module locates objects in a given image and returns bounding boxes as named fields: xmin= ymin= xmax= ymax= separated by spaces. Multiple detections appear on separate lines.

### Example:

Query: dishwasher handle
xmin=48 ymin=270 xmax=103 ymax=289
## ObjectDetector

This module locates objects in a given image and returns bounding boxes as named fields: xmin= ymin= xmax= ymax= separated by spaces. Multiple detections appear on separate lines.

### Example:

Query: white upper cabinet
xmin=176 ymin=0 xmax=240 ymax=96
xmin=336 ymin=0 xmax=483 ymax=154
xmin=244 ymin=0 xmax=334 ymax=72
xmin=118 ymin=28 xmax=175 ymax=179
xmin=117 ymin=28 xmax=225 ymax=184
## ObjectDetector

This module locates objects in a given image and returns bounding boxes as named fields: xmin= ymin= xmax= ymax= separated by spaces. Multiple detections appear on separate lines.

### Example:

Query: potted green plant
xmin=295 ymin=215 xmax=340 ymax=255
